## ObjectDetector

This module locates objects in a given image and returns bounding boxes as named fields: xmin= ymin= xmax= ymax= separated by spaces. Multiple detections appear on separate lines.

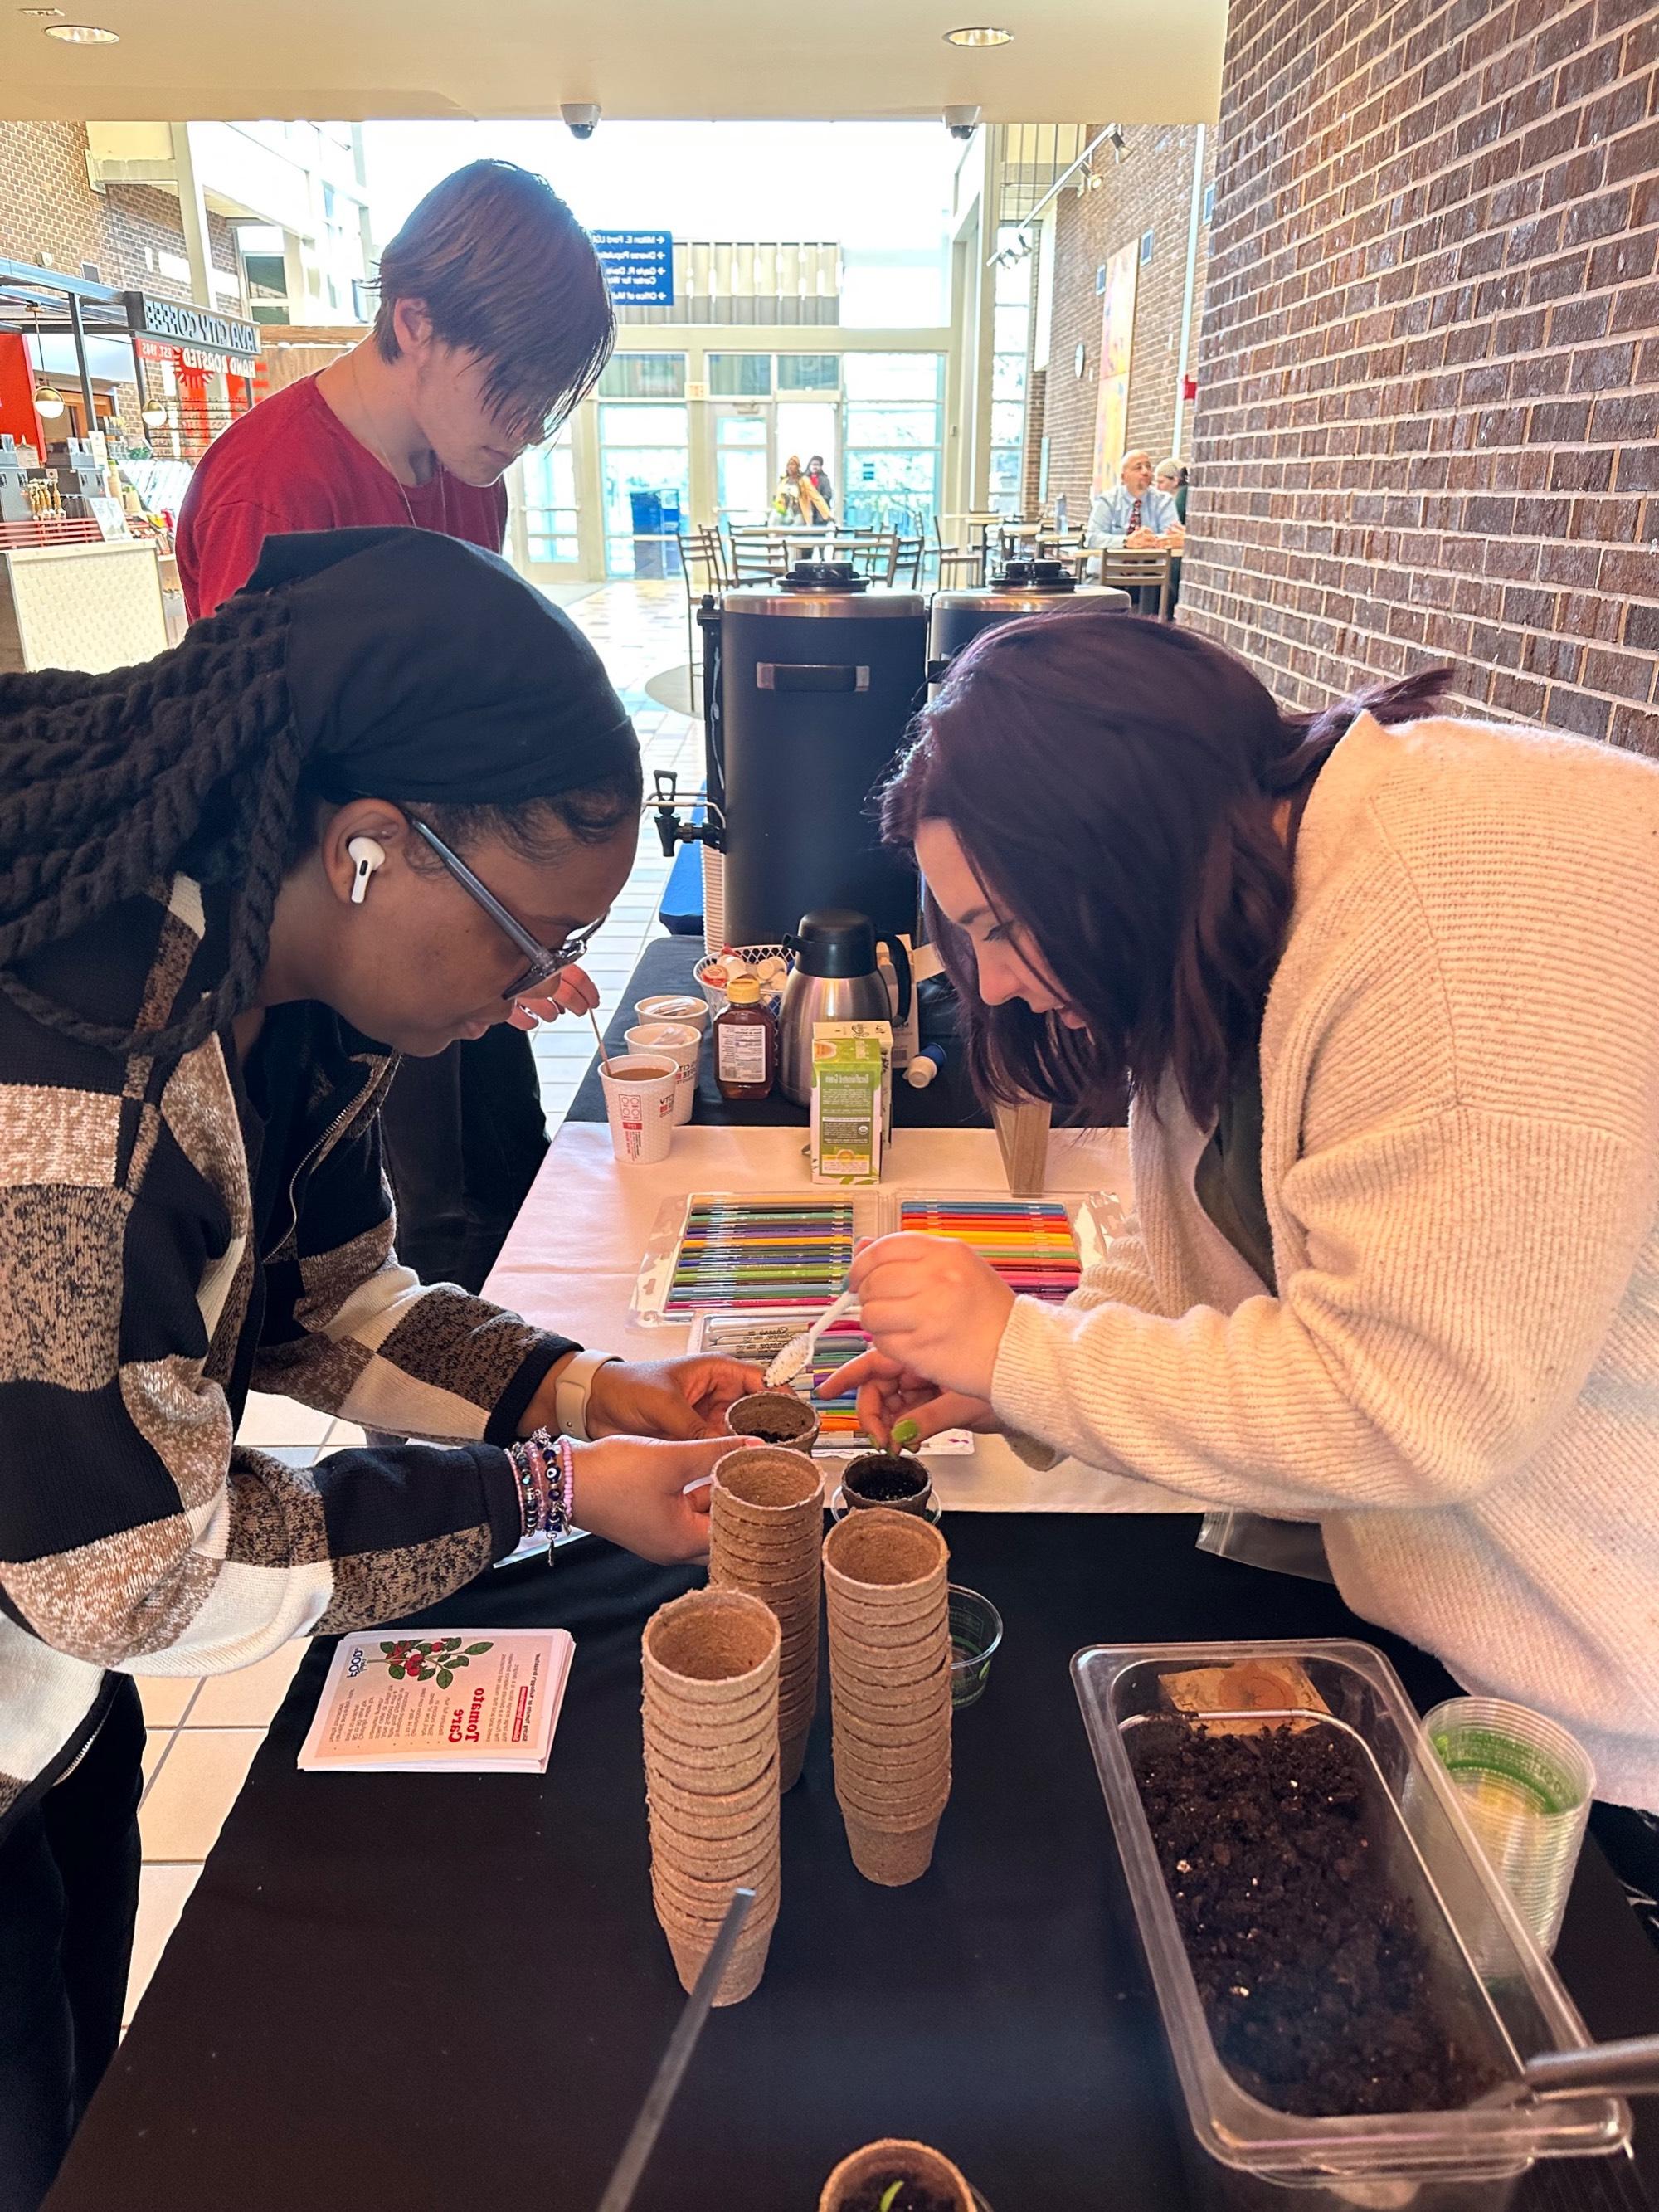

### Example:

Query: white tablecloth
xmin=484 ymin=1119 xmax=1186 ymax=1513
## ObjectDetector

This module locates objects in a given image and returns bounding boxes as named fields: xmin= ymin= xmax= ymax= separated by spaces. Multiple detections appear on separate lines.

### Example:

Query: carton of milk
xmin=809 ymin=1020 xmax=892 ymax=1186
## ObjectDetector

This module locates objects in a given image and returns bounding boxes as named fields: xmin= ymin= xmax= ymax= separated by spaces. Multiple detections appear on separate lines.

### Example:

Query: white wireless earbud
xmin=347 ymin=836 xmax=386 ymax=905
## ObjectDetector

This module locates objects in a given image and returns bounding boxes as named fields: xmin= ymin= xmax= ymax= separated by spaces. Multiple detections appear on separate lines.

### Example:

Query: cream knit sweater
xmin=993 ymin=710 xmax=1659 ymax=1810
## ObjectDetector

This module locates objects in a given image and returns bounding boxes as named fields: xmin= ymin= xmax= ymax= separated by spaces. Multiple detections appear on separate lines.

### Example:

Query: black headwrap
xmin=241 ymin=526 xmax=640 ymax=806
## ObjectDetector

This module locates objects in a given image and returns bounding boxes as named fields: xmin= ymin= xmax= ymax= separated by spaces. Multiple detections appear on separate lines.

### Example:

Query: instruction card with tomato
xmin=298 ymin=1628 xmax=575 ymax=1774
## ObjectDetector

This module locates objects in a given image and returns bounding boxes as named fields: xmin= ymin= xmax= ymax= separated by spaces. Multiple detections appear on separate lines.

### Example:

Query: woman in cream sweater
xmin=840 ymin=613 xmax=1659 ymax=1871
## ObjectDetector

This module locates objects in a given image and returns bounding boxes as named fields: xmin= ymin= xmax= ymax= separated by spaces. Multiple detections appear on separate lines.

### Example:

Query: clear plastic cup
xmin=599 ymin=1052 xmax=679 ymax=1166
xmin=948 ymin=1586 xmax=1002 ymax=1708
xmin=625 ymin=1021 xmax=701 ymax=1126
xmin=1423 ymin=1695 xmax=1594 ymax=1955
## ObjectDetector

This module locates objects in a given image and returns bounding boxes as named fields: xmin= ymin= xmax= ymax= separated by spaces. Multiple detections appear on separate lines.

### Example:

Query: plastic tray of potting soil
xmin=1072 ymin=1640 xmax=1630 ymax=2205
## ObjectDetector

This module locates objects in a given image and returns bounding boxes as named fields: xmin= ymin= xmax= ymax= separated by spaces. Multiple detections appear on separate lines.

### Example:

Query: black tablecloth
xmin=568 ymin=933 xmax=988 ymax=1129
xmin=49 ymin=1518 xmax=1658 ymax=2212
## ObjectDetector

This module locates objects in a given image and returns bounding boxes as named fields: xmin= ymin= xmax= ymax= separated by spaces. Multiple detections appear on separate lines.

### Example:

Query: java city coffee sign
xmin=123 ymin=291 xmax=260 ymax=361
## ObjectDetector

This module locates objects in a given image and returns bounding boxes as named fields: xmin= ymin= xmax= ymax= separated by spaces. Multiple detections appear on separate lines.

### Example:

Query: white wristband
xmin=552 ymin=1350 xmax=620 ymax=1442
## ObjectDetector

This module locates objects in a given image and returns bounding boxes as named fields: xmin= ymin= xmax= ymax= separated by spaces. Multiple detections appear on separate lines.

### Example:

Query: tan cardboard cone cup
xmin=646 ymin=1763 xmax=778 ymax=1832
xmin=713 ymin=1446 xmax=824 ymax=1525
xmin=652 ymin=1810 xmax=776 ymax=1877
xmin=835 ymin=1767 xmax=950 ymax=1824
xmin=779 ymin=1727 xmax=812 ymax=1795
xmin=665 ymin=1917 xmax=775 ymax=2006
xmin=643 ymin=1677 xmax=777 ymax=1742
xmin=832 ymin=1700 xmax=948 ymax=1752
xmin=841 ymin=1809 xmax=944 ymax=1888
xmin=822 ymin=1508 xmax=948 ymax=1599
xmin=827 ymin=1578 xmax=950 ymax=1632
xmin=830 ymin=1607 xmax=950 ymax=1660
xmin=723 ymin=1394 xmax=823 ymax=1454
xmin=819 ymin=2139 xmax=975 ymax=2212
xmin=642 ymin=1587 xmax=781 ymax=1707
xmin=830 ymin=1644 xmax=949 ymax=1698
xmin=645 ymin=1737 xmax=775 ymax=1799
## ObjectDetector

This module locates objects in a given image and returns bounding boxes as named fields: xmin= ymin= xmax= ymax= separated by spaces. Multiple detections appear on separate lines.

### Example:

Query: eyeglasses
xmin=407 ymin=817 xmax=605 ymax=1001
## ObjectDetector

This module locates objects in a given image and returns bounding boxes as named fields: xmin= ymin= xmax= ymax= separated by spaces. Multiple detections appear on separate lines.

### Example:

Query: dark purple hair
xmin=880 ymin=612 xmax=1452 ymax=1127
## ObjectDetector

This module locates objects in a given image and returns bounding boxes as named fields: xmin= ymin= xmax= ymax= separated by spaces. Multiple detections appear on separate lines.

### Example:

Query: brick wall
xmin=0 ymin=122 xmax=115 ymax=275
xmin=0 ymin=127 xmax=246 ymax=308
xmin=1180 ymin=0 xmax=1659 ymax=758
xmin=1038 ymin=124 xmax=1214 ymax=516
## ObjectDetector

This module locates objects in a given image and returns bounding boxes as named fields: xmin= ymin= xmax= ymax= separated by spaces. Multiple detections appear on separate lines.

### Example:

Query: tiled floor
xmin=124 ymin=580 xmax=700 ymax=2029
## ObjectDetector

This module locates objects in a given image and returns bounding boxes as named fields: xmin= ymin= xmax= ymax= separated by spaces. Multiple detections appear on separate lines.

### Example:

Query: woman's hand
xmin=847 ymin=1232 xmax=1016 ymax=1402
xmin=584 ymin=1357 xmax=765 ymax=1440
xmin=508 ymin=963 xmax=601 ymax=1031
xmin=828 ymin=1345 xmax=999 ymax=1449
xmin=568 ymin=1434 xmax=760 ymax=1564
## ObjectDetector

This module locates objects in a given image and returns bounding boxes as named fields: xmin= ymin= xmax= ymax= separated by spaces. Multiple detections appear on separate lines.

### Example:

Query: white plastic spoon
xmin=763 ymin=1287 xmax=859 ymax=1389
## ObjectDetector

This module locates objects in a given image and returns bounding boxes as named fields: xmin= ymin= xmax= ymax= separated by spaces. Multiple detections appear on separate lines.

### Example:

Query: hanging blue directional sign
xmin=591 ymin=230 xmax=674 ymax=308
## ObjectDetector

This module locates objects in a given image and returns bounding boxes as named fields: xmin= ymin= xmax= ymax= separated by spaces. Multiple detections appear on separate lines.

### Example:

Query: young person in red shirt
xmin=178 ymin=161 xmax=616 ymax=1291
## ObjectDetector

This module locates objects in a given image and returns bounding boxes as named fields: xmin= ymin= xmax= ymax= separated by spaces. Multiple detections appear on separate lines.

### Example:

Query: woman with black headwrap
xmin=0 ymin=527 xmax=761 ymax=2210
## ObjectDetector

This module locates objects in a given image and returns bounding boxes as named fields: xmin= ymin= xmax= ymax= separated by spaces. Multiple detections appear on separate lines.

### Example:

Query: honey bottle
xmin=713 ymin=975 xmax=777 ymax=1101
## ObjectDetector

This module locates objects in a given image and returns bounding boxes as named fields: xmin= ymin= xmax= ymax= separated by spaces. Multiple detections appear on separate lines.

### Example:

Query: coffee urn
xmin=927 ymin=558 xmax=1131 ymax=691
xmin=697 ymin=563 xmax=927 ymax=947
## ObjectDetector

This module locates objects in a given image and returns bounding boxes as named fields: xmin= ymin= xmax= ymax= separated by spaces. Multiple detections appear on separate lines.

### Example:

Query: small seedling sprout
xmin=891 ymin=1418 xmax=921 ymax=1454
xmin=878 ymin=2183 xmax=903 ymax=2212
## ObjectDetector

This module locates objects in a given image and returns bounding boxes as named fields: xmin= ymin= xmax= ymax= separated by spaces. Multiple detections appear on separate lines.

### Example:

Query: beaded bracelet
xmin=507 ymin=1426 xmax=576 ymax=1559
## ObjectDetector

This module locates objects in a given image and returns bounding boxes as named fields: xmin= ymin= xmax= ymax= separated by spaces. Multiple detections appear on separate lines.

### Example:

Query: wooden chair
xmin=675 ymin=527 xmax=729 ymax=714
xmin=831 ymin=529 xmax=898 ymax=582
xmin=931 ymin=516 xmax=983 ymax=587
xmin=1035 ymin=529 xmax=1092 ymax=579
xmin=726 ymin=524 xmax=792 ymax=583
xmin=892 ymin=533 xmax=926 ymax=586
xmin=1094 ymin=547 xmax=1174 ymax=619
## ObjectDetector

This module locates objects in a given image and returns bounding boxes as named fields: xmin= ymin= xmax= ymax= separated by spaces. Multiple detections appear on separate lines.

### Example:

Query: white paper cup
xmin=626 ymin=1022 xmax=701 ymax=1126
xmin=600 ymin=1053 xmax=679 ymax=1165
xmin=635 ymin=993 xmax=711 ymax=1038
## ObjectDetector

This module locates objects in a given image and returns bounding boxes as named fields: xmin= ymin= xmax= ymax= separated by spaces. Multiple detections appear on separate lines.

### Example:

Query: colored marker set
xmin=664 ymin=1196 xmax=857 ymax=1318
xmin=898 ymin=1198 xmax=1081 ymax=1303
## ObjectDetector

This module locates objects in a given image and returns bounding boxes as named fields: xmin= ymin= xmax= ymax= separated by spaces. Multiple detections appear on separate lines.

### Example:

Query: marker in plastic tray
xmin=898 ymin=1199 xmax=1080 ymax=1302
xmin=666 ymin=1197 xmax=856 ymax=1314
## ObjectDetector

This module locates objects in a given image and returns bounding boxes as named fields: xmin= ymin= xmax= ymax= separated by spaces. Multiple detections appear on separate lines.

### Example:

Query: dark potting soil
xmin=1128 ymin=1718 xmax=1506 ymax=2118
xmin=844 ymin=1454 xmax=928 ymax=1503
xmin=730 ymin=1401 xmax=815 ymax=1443
xmin=841 ymin=2182 xmax=957 ymax=2212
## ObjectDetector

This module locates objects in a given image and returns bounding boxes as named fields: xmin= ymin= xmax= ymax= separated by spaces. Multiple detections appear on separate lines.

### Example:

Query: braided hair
xmin=0 ymin=593 xmax=304 ymax=1060
xmin=1 ymin=528 xmax=645 ymax=1066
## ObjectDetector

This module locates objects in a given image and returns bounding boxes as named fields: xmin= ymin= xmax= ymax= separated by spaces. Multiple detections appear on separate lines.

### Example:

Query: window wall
xmin=519 ymin=426 xmax=580 ymax=568
xmin=989 ymin=227 xmax=1031 ymax=515
xmin=840 ymin=353 xmax=945 ymax=534
xmin=596 ymin=352 xmax=689 ymax=577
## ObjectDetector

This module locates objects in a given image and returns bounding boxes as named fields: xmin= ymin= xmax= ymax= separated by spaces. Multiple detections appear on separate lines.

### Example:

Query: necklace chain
xmin=350 ymin=350 xmax=447 ymax=534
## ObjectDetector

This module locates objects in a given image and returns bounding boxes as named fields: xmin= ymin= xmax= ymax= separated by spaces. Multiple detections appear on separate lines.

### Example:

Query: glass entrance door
xmin=713 ymin=406 xmax=771 ymax=524
xmin=513 ymin=426 xmax=582 ymax=579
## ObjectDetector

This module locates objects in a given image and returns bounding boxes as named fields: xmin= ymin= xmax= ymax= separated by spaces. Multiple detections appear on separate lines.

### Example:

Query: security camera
xmin=943 ymin=104 xmax=980 ymax=140
xmin=562 ymin=102 xmax=601 ymax=139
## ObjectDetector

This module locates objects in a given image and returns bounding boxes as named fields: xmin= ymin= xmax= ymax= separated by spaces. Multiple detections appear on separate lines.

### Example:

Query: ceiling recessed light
xmin=944 ymin=23 xmax=1013 ymax=45
xmin=19 ymin=7 xmax=67 ymax=17
xmin=44 ymin=19 xmax=119 ymax=39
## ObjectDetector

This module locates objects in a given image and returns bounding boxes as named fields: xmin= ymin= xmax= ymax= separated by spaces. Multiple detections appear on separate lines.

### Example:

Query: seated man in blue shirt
xmin=1084 ymin=447 xmax=1181 ymax=548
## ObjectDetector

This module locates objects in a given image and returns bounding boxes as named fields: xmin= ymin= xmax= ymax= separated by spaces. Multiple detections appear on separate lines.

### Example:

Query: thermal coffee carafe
xmin=776 ymin=909 xmax=912 ymax=1106
xmin=697 ymin=563 xmax=927 ymax=946
xmin=927 ymin=558 xmax=1131 ymax=691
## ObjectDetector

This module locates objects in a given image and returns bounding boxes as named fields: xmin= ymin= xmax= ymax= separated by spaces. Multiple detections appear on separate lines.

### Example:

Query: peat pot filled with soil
xmin=841 ymin=1454 xmax=933 ymax=1515
xmin=726 ymin=1390 xmax=821 ymax=1450
xmin=819 ymin=2137 xmax=977 ymax=2212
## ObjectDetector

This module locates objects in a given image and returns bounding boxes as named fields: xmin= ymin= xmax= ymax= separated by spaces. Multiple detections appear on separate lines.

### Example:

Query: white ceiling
xmin=2 ymin=1 xmax=1227 ymax=125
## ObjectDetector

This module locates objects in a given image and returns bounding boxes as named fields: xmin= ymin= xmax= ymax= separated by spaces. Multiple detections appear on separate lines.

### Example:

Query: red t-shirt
xmin=177 ymin=373 xmax=508 ymax=620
